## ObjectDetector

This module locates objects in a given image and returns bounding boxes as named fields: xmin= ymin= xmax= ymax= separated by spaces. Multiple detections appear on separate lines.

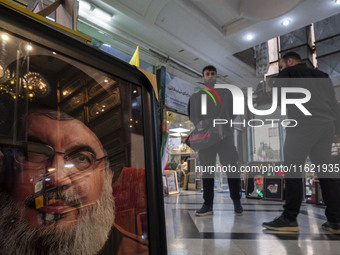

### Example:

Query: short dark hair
xmin=281 ymin=52 xmax=302 ymax=62
xmin=202 ymin=65 xmax=217 ymax=76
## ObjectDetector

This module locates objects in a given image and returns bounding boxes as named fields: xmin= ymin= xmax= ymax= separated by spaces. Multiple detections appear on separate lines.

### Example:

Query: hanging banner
xmin=164 ymin=72 xmax=194 ymax=115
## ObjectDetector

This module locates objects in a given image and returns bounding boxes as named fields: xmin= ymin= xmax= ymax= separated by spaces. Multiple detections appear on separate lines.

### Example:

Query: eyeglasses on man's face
xmin=12 ymin=142 xmax=107 ymax=172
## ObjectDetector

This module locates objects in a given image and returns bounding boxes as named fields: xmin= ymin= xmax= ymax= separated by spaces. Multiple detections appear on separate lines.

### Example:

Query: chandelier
xmin=0 ymin=66 xmax=49 ymax=100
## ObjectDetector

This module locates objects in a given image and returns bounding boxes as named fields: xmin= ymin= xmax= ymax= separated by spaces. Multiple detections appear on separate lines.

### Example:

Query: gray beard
xmin=0 ymin=174 xmax=115 ymax=255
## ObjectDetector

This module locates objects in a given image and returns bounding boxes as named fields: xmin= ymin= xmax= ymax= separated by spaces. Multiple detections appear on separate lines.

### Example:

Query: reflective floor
xmin=164 ymin=189 xmax=340 ymax=255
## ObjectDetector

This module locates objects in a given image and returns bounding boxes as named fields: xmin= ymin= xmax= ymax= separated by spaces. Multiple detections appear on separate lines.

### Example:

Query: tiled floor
xmin=164 ymin=189 xmax=340 ymax=255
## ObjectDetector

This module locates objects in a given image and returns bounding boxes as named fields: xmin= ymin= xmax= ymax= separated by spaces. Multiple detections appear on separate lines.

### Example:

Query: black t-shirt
xmin=273 ymin=63 xmax=339 ymax=127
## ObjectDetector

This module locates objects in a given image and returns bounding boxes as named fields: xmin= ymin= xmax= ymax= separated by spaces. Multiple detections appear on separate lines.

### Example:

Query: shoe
xmin=195 ymin=204 xmax=213 ymax=216
xmin=262 ymin=215 xmax=299 ymax=232
xmin=322 ymin=222 xmax=340 ymax=234
xmin=233 ymin=200 xmax=243 ymax=216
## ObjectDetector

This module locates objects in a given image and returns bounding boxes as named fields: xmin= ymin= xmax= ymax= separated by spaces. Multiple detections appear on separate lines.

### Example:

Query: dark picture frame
xmin=263 ymin=177 xmax=284 ymax=201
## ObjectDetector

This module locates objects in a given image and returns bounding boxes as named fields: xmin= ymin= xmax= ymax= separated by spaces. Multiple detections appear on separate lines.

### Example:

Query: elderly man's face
xmin=0 ymin=113 xmax=115 ymax=254
xmin=12 ymin=113 xmax=112 ymax=229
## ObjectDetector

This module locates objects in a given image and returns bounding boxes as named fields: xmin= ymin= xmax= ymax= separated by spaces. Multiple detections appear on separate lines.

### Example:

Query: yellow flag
xmin=129 ymin=45 xmax=140 ymax=67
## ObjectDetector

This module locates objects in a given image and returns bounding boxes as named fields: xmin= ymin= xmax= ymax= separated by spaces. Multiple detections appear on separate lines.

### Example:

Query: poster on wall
xmin=165 ymin=72 xmax=195 ymax=115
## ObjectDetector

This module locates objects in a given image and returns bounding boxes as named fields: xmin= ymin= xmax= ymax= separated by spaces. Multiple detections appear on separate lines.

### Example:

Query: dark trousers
xmin=198 ymin=136 xmax=241 ymax=208
xmin=283 ymin=121 xmax=340 ymax=223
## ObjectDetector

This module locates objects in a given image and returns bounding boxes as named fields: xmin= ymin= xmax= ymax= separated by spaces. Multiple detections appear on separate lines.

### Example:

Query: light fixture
xmin=169 ymin=127 xmax=190 ymax=133
xmin=245 ymin=34 xmax=254 ymax=41
xmin=281 ymin=19 xmax=291 ymax=26
xmin=169 ymin=133 xmax=188 ymax=137
xmin=1 ymin=34 xmax=8 ymax=41
xmin=79 ymin=0 xmax=91 ymax=10
xmin=46 ymin=16 xmax=55 ymax=22
xmin=26 ymin=45 xmax=33 ymax=51
xmin=336 ymin=0 xmax=340 ymax=5
xmin=92 ymin=8 xmax=112 ymax=22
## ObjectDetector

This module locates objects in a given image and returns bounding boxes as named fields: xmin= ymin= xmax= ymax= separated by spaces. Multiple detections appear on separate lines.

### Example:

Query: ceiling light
xmin=79 ymin=0 xmax=91 ymax=10
xmin=46 ymin=16 xmax=55 ymax=22
xmin=169 ymin=127 xmax=190 ymax=133
xmin=336 ymin=0 xmax=340 ymax=4
xmin=245 ymin=34 xmax=254 ymax=41
xmin=169 ymin=133 xmax=188 ymax=137
xmin=1 ymin=34 xmax=8 ymax=41
xmin=92 ymin=8 xmax=112 ymax=22
xmin=281 ymin=19 xmax=291 ymax=26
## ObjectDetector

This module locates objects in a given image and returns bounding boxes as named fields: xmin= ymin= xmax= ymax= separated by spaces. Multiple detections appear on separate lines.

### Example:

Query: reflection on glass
xmin=88 ymin=87 xmax=120 ymax=121
xmin=252 ymin=123 xmax=281 ymax=162
xmin=0 ymin=29 xmax=149 ymax=254
xmin=61 ymin=80 xmax=82 ymax=99
xmin=88 ymin=76 xmax=117 ymax=99
xmin=61 ymin=90 xmax=84 ymax=112
xmin=23 ymin=72 xmax=49 ymax=96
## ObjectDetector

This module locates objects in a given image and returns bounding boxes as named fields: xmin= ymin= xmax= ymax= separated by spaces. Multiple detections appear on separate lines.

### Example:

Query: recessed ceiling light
xmin=1 ymin=34 xmax=8 ymax=41
xmin=92 ymin=8 xmax=112 ymax=22
xmin=169 ymin=133 xmax=188 ymax=137
xmin=246 ymin=34 xmax=254 ymax=41
xmin=281 ymin=19 xmax=291 ymax=26
xmin=169 ymin=127 xmax=190 ymax=133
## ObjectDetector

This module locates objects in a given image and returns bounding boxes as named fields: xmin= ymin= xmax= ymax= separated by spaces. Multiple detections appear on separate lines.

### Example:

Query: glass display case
xmin=0 ymin=2 xmax=166 ymax=255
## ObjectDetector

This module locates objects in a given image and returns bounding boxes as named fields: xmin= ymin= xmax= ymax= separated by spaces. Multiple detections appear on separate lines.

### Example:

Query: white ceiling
xmin=81 ymin=0 xmax=340 ymax=85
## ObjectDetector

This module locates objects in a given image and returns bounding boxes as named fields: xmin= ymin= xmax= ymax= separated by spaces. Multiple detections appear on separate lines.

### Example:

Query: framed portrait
xmin=244 ymin=162 xmax=269 ymax=199
xmin=263 ymin=178 xmax=284 ymax=201
xmin=245 ymin=174 xmax=264 ymax=199
xmin=163 ymin=170 xmax=179 ymax=195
